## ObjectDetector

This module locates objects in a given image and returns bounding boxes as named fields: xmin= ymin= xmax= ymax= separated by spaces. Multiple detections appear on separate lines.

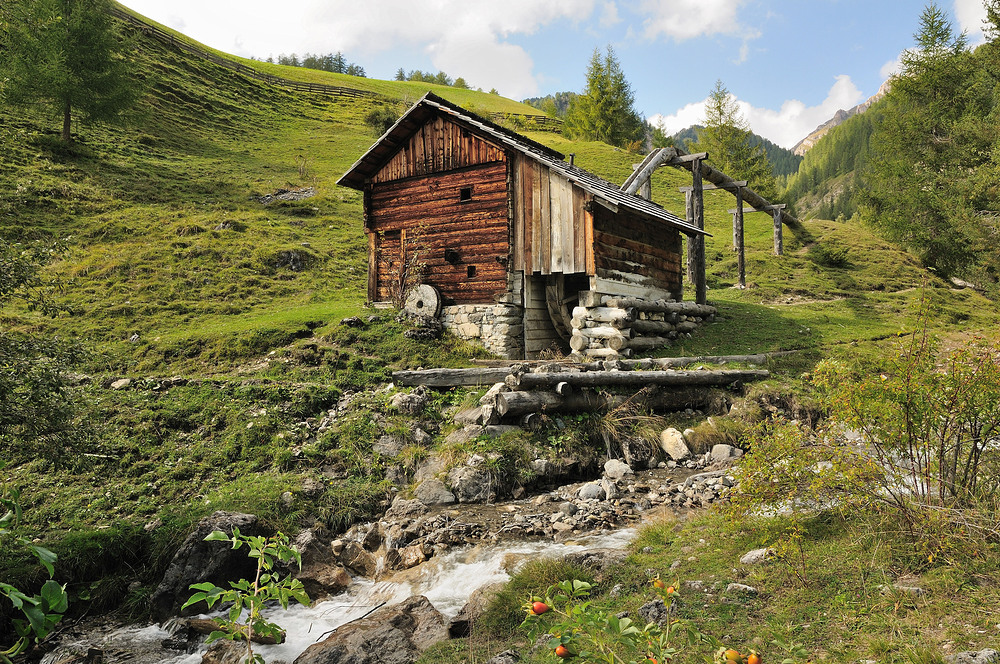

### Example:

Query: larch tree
xmin=0 ymin=0 xmax=142 ymax=142
xmin=693 ymin=80 xmax=776 ymax=199
xmin=564 ymin=45 xmax=645 ymax=149
xmin=858 ymin=2 xmax=991 ymax=278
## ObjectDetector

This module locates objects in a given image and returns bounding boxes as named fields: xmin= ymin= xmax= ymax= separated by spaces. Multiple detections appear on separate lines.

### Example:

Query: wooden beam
xmin=692 ymin=158 xmax=707 ymax=305
xmin=685 ymin=190 xmax=695 ymax=284
xmin=667 ymin=152 xmax=708 ymax=163
xmin=727 ymin=204 xmax=787 ymax=213
xmin=734 ymin=187 xmax=746 ymax=289
xmin=679 ymin=181 xmax=747 ymax=192
xmin=393 ymin=367 xmax=515 ymax=387
xmin=621 ymin=148 xmax=676 ymax=194
xmin=773 ymin=207 xmax=783 ymax=256
xmin=507 ymin=368 xmax=770 ymax=391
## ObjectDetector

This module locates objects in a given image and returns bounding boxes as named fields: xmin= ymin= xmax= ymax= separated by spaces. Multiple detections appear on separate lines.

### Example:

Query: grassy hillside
xmin=2 ymin=7 xmax=999 ymax=655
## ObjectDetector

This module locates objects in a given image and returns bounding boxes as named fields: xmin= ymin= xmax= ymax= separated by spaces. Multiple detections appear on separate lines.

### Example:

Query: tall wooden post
xmin=735 ymin=188 xmax=746 ymax=289
xmin=692 ymin=159 xmax=706 ymax=305
xmin=639 ymin=177 xmax=652 ymax=201
xmin=773 ymin=208 xmax=783 ymax=256
xmin=685 ymin=190 xmax=695 ymax=283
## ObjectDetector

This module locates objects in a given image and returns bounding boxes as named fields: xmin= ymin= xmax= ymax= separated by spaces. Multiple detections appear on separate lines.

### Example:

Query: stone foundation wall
xmin=440 ymin=304 xmax=524 ymax=359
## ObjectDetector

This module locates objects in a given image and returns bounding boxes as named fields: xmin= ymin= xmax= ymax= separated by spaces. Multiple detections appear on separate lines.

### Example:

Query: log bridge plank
xmin=506 ymin=369 xmax=768 ymax=390
xmin=393 ymin=367 xmax=513 ymax=387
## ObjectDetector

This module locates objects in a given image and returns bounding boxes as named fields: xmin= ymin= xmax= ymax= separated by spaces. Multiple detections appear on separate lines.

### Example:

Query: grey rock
xmin=637 ymin=599 xmax=672 ymax=626
xmin=947 ymin=651 xmax=999 ymax=664
xmin=340 ymin=541 xmax=378 ymax=577
xmin=295 ymin=559 xmax=351 ymax=601
xmin=385 ymin=497 xmax=429 ymax=520
xmin=414 ymin=479 xmax=456 ymax=506
xmin=151 ymin=511 xmax=260 ymax=620
xmin=444 ymin=426 xmax=481 ymax=445
xmin=558 ymin=502 xmax=578 ymax=516
xmin=450 ymin=582 xmax=505 ymax=637
xmin=725 ymin=583 xmax=758 ymax=596
xmin=390 ymin=388 xmax=429 ymax=415
xmin=413 ymin=455 xmax=446 ymax=482
xmin=293 ymin=595 xmax=448 ymax=664
xmin=562 ymin=548 xmax=628 ymax=580
xmin=375 ymin=435 xmax=407 ymax=458
xmin=110 ymin=378 xmax=132 ymax=390
xmin=710 ymin=444 xmax=737 ymax=463
xmin=578 ymin=482 xmax=606 ymax=500
xmin=447 ymin=465 xmax=494 ymax=503
xmin=603 ymin=459 xmax=634 ymax=480
xmin=485 ymin=650 xmax=520 ymax=664
xmin=659 ymin=428 xmax=691 ymax=461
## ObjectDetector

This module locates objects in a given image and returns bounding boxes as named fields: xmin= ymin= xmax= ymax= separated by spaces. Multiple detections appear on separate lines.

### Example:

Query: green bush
xmin=728 ymin=329 xmax=1000 ymax=565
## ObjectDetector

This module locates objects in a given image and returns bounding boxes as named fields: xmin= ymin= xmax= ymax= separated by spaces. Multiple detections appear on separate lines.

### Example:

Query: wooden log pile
xmin=568 ymin=293 xmax=717 ymax=359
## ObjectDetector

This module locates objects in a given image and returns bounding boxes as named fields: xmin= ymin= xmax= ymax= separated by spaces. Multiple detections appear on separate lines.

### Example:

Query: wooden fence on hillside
xmin=108 ymin=6 xmax=564 ymax=130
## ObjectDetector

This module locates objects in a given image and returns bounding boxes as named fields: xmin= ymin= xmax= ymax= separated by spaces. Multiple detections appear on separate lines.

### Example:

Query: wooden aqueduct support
xmin=622 ymin=147 xmax=799 ymax=299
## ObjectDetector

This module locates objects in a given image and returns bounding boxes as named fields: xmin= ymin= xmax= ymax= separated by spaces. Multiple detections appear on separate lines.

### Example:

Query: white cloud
xmin=954 ymin=0 xmax=987 ymax=40
xmin=121 ymin=0 xmax=596 ymax=98
xmin=880 ymin=55 xmax=903 ymax=80
xmin=639 ymin=0 xmax=748 ymax=41
xmin=650 ymin=75 xmax=865 ymax=150
xmin=600 ymin=1 xmax=622 ymax=28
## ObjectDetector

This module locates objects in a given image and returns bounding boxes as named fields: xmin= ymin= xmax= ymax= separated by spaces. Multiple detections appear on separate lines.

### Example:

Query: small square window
xmin=459 ymin=187 xmax=472 ymax=201
xmin=467 ymin=265 xmax=477 ymax=278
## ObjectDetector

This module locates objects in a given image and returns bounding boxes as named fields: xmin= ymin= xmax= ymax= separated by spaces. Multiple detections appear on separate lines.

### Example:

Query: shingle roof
xmin=337 ymin=92 xmax=707 ymax=236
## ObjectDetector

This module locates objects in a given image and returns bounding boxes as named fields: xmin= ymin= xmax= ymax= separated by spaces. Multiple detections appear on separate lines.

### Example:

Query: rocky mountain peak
xmin=792 ymin=80 xmax=890 ymax=156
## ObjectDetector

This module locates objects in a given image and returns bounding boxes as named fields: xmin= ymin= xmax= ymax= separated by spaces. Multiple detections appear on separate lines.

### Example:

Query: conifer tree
xmin=693 ymin=80 xmax=776 ymax=199
xmin=564 ymin=46 xmax=645 ymax=149
xmin=858 ymin=3 xmax=988 ymax=276
xmin=0 ymin=0 xmax=141 ymax=142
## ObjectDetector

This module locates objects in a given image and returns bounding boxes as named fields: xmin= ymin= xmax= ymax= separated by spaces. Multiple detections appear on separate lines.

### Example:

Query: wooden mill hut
xmin=337 ymin=93 xmax=709 ymax=359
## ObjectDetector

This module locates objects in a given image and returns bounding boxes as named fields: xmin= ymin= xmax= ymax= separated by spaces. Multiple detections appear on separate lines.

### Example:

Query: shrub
xmin=728 ymin=329 xmax=1000 ymax=564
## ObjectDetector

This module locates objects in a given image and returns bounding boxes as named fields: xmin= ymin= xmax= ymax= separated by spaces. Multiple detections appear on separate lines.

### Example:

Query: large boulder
xmin=447 ymin=465 xmax=494 ymax=503
xmin=603 ymin=459 xmax=633 ymax=480
xmin=339 ymin=541 xmax=379 ymax=578
xmin=414 ymin=478 xmax=456 ymax=506
xmin=292 ymin=529 xmax=351 ymax=600
xmin=293 ymin=595 xmax=448 ymax=664
xmin=659 ymin=428 xmax=690 ymax=461
xmin=151 ymin=512 xmax=261 ymax=621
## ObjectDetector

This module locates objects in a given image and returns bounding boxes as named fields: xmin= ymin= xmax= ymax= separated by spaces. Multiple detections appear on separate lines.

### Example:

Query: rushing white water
xmin=248 ymin=527 xmax=636 ymax=662
xmin=46 ymin=527 xmax=638 ymax=664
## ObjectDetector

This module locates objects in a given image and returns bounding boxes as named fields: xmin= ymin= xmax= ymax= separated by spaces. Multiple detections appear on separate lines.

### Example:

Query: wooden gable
xmin=372 ymin=114 xmax=505 ymax=184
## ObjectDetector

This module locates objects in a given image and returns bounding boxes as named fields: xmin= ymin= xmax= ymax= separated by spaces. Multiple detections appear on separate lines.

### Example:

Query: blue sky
xmin=119 ymin=0 xmax=989 ymax=148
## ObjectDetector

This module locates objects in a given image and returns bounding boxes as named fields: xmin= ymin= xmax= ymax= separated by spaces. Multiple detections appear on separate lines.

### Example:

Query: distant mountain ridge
xmin=792 ymin=80 xmax=890 ymax=156
xmin=671 ymin=125 xmax=803 ymax=177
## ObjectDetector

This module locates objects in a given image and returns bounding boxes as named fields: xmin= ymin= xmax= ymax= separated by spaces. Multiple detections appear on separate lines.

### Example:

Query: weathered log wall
xmin=592 ymin=206 xmax=683 ymax=302
xmin=368 ymin=161 xmax=510 ymax=304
